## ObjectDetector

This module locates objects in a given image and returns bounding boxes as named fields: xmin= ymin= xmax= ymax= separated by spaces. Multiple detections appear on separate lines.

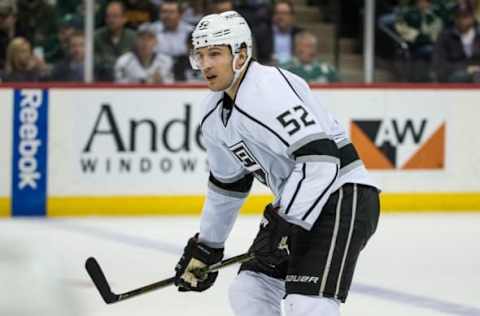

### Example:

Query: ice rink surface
xmin=1 ymin=213 xmax=479 ymax=316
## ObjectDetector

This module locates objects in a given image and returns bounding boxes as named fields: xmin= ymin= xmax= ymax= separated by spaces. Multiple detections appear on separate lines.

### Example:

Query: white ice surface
xmin=0 ymin=213 xmax=479 ymax=316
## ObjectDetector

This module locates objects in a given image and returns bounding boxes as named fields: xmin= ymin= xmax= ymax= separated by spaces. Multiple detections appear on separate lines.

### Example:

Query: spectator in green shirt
xmin=432 ymin=0 xmax=457 ymax=26
xmin=281 ymin=31 xmax=339 ymax=83
xmin=395 ymin=0 xmax=443 ymax=59
xmin=394 ymin=0 xmax=442 ymax=81
xmin=94 ymin=1 xmax=136 ymax=81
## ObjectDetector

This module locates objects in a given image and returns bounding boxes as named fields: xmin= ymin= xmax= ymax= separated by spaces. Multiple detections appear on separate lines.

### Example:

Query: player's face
xmin=193 ymin=45 xmax=234 ymax=91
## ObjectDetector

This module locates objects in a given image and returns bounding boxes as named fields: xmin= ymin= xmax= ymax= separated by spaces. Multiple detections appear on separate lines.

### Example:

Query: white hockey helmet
xmin=190 ymin=11 xmax=253 ymax=77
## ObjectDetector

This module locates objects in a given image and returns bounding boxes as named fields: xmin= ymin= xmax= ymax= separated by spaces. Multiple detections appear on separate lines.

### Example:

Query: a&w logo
xmin=229 ymin=141 xmax=268 ymax=185
xmin=351 ymin=118 xmax=445 ymax=169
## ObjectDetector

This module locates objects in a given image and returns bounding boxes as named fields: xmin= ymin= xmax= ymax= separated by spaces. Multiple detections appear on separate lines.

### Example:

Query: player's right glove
xmin=249 ymin=204 xmax=293 ymax=268
xmin=174 ymin=234 xmax=224 ymax=292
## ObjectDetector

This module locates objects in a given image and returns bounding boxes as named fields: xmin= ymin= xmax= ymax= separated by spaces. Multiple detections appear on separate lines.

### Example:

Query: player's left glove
xmin=174 ymin=234 xmax=224 ymax=292
xmin=250 ymin=204 xmax=295 ymax=268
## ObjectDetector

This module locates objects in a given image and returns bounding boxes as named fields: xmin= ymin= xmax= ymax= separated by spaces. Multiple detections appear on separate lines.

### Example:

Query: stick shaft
xmin=87 ymin=252 xmax=254 ymax=304
xmin=117 ymin=276 xmax=176 ymax=301
xmin=202 ymin=252 xmax=254 ymax=273
xmin=119 ymin=253 xmax=254 ymax=300
xmin=118 ymin=252 xmax=253 ymax=301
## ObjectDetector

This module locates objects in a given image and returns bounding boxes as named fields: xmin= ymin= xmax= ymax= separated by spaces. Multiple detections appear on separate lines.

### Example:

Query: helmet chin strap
xmin=224 ymin=53 xmax=250 ymax=92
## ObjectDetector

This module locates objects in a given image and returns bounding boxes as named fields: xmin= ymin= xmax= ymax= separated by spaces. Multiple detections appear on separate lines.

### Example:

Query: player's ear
xmin=236 ymin=46 xmax=248 ymax=69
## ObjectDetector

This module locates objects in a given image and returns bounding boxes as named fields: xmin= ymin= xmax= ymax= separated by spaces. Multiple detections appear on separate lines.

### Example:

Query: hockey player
xmin=174 ymin=11 xmax=380 ymax=316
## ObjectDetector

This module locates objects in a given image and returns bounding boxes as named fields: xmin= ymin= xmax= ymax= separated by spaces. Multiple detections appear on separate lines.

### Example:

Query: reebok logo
xmin=17 ymin=90 xmax=43 ymax=189
xmin=351 ymin=119 xmax=445 ymax=169
xmin=12 ymin=88 xmax=48 ymax=216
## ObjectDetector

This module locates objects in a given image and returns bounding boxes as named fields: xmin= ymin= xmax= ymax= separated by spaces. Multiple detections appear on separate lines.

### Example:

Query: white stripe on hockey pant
xmin=320 ymin=188 xmax=343 ymax=294
xmin=335 ymin=184 xmax=357 ymax=298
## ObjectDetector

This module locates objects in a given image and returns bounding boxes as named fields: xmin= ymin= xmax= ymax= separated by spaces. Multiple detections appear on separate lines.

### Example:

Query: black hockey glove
xmin=250 ymin=204 xmax=294 ymax=268
xmin=174 ymin=234 xmax=224 ymax=292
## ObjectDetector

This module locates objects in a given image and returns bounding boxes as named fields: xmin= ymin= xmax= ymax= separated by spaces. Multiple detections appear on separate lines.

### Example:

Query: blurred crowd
xmin=1 ymin=0 xmax=478 ymax=84
xmin=377 ymin=0 xmax=480 ymax=82
xmin=0 ymin=0 xmax=338 ymax=84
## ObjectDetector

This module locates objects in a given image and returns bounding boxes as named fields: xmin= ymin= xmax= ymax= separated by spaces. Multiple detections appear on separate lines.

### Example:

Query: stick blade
xmin=85 ymin=257 xmax=119 ymax=304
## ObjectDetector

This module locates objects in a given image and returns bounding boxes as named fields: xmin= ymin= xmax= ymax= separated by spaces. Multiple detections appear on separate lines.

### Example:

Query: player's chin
xmin=207 ymin=81 xmax=225 ymax=92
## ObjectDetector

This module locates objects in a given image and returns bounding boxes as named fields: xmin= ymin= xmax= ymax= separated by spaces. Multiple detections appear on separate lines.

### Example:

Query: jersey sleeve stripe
xmin=339 ymin=143 xmax=360 ymax=169
xmin=275 ymin=67 xmax=304 ymax=103
xmin=209 ymin=172 xmax=253 ymax=196
xmin=208 ymin=181 xmax=250 ymax=198
xmin=287 ymin=133 xmax=329 ymax=157
xmin=337 ymin=138 xmax=351 ymax=149
xmin=284 ymin=163 xmax=307 ymax=215
xmin=234 ymin=105 xmax=290 ymax=147
xmin=200 ymin=99 xmax=223 ymax=129
xmin=290 ymin=139 xmax=362 ymax=172
xmin=290 ymin=138 xmax=340 ymax=160
xmin=213 ymin=169 xmax=251 ymax=184
xmin=296 ymin=155 xmax=340 ymax=165
xmin=339 ymin=160 xmax=363 ymax=177
xmin=301 ymin=165 xmax=339 ymax=221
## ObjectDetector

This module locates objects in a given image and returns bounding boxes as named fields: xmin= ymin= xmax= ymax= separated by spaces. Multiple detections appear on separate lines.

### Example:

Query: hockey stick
xmin=85 ymin=252 xmax=254 ymax=304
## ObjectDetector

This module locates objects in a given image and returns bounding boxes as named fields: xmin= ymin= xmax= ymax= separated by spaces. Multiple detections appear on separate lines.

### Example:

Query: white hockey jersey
xmin=114 ymin=51 xmax=174 ymax=84
xmin=198 ymin=61 xmax=377 ymax=247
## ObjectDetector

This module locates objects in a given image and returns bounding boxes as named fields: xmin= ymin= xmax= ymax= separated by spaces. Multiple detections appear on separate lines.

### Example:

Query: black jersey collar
xmin=221 ymin=92 xmax=234 ymax=126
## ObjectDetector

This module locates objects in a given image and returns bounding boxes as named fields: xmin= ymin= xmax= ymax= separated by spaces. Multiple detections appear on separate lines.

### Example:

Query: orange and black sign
xmin=351 ymin=119 xmax=445 ymax=170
